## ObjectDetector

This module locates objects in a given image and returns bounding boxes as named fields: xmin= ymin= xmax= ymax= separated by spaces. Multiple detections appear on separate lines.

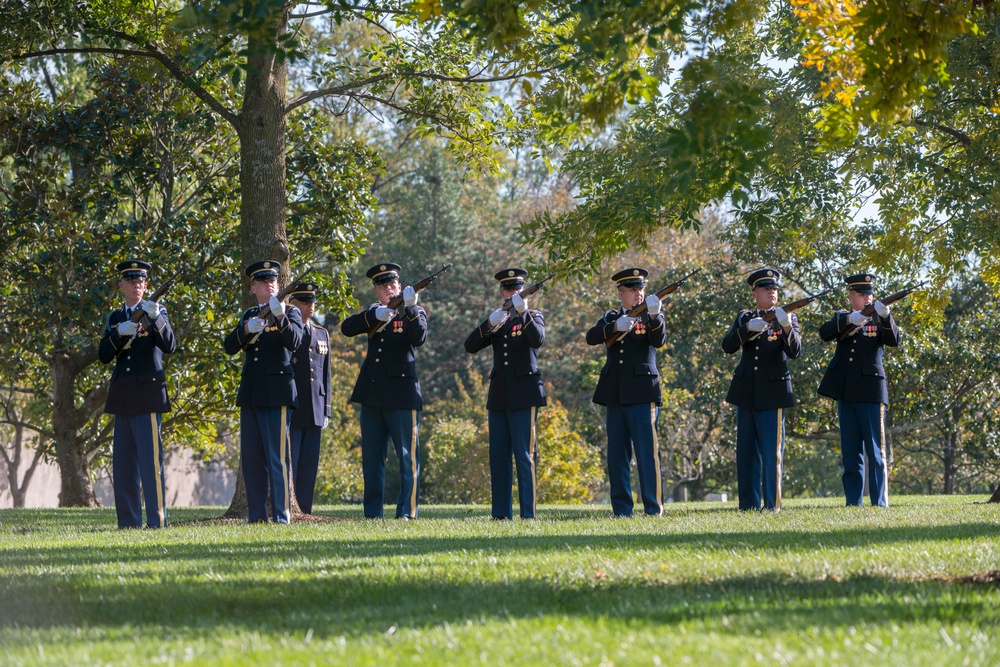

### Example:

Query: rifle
xmin=748 ymin=288 xmax=833 ymax=341
xmin=367 ymin=263 xmax=453 ymax=337
xmin=837 ymin=279 xmax=928 ymax=340
xmin=244 ymin=270 xmax=311 ymax=348
xmin=117 ymin=268 xmax=181 ymax=355
xmin=487 ymin=273 xmax=555 ymax=333
xmin=605 ymin=268 xmax=701 ymax=348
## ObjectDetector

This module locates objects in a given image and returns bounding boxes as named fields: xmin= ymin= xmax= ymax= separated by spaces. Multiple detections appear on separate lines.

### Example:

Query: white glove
xmin=246 ymin=317 xmax=266 ymax=334
xmin=614 ymin=315 xmax=636 ymax=332
xmin=118 ymin=320 xmax=139 ymax=336
xmin=489 ymin=309 xmax=508 ymax=327
xmin=511 ymin=293 xmax=527 ymax=314
xmin=375 ymin=306 xmax=395 ymax=322
xmin=323 ymin=417 xmax=330 ymax=428
xmin=403 ymin=285 xmax=417 ymax=307
xmin=747 ymin=317 xmax=769 ymax=333
xmin=268 ymin=295 xmax=285 ymax=318
xmin=774 ymin=307 xmax=790 ymax=328
xmin=847 ymin=310 xmax=871 ymax=327
xmin=644 ymin=294 xmax=661 ymax=316
xmin=848 ymin=311 xmax=870 ymax=327
xmin=141 ymin=300 xmax=160 ymax=318
xmin=873 ymin=301 xmax=889 ymax=318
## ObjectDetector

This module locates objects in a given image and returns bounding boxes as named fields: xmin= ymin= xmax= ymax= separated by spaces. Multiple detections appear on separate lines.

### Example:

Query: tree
xmin=3 ymin=0 xmax=647 ymax=512
xmin=0 ymin=388 xmax=47 ymax=508
xmin=0 ymin=63 xmax=245 ymax=505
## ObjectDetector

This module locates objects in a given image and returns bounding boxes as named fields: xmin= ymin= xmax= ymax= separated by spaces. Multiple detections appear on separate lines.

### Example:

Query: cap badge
xmin=632 ymin=270 xmax=639 ymax=276
xmin=380 ymin=264 xmax=386 ymax=271
xmin=508 ymin=270 xmax=515 ymax=277
xmin=131 ymin=263 xmax=138 ymax=269
xmin=263 ymin=262 xmax=271 ymax=269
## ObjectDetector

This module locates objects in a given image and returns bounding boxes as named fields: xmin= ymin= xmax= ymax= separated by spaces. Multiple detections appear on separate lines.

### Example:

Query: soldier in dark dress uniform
xmin=585 ymin=268 xmax=666 ymax=517
xmin=223 ymin=260 xmax=304 ymax=523
xmin=464 ymin=268 xmax=547 ymax=520
xmin=341 ymin=263 xmax=427 ymax=519
xmin=721 ymin=268 xmax=802 ymax=511
xmin=818 ymin=273 xmax=901 ymax=507
xmin=287 ymin=282 xmax=332 ymax=514
xmin=98 ymin=259 xmax=176 ymax=528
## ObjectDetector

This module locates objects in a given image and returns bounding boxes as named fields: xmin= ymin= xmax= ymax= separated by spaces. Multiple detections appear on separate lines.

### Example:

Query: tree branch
xmin=286 ymin=66 xmax=550 ymax=114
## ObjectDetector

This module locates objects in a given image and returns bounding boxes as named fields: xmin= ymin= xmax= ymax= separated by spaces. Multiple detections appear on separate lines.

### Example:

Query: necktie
xmin=126 ymin=307 xmax=132 ymax=319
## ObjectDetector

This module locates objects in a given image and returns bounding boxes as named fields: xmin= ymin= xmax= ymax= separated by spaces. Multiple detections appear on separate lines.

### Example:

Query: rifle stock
xmin=367 ymin=263 xmax=453 ymax=337
xmin=837 ymin=280 xmax=928 ymax=340
xmin=747 ymin=288 xmax=833 ymax=341
xmin=243 ymin=270 xmax=311 ymax=349
xmin=605 ymin=268 xmax=701 ymax=348
xmin=487 ymin=274 xmax=556 ymax=333
xmin=117 ymin=268 xmax=182 ymax=355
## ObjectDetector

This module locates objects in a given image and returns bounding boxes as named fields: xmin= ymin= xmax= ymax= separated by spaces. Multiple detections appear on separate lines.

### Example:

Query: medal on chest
xmin=317 ymin=340 xmax=329 ymax=355
xmin=511 ymin=323 xmax=522 ymax=337
xmin=392 ymin=319 xmax=404 ymax=334
xmin=863 ymin=322 xmax=878 ymax=337
xmin=633 ymin=319 xmax=646 ymax=335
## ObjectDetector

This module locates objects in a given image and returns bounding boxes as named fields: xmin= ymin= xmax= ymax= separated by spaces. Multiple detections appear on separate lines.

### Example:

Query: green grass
xmin=1 ymin=496 xmax=998 ymax=666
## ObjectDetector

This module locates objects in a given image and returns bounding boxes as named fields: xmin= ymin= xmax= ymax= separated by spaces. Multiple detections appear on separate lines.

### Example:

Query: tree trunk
xmin=4 ymin=421 xmax=45 ymax=508
xmin=224 ymin=5 xmax=304 ymax=519
xmin=51 ymin=349 xmax=99 ymax=507
xmin=989 ymin=486 xmax=1000 ymax=503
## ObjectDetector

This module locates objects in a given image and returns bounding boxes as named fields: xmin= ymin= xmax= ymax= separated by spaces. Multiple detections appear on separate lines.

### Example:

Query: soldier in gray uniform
xmin=288 ymin=282 xmax=332 ymax=514
xmin=465 ymin=268 xmax=547 ymax=519
xmin=98 ymin=259 xmax=176 ymax=528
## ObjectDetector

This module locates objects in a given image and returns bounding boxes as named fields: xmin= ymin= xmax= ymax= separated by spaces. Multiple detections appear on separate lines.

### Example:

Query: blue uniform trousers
xmin=839 ymin=401 xmax=889 ymax=507
xmin=735 ymin=407 xmax=785 ymax=511
xmin=290 ymin=425 xmax=322 ymax=514
xmin=112 ymin=413 xmax=166 ymax=528
xmin=360 ymin=406 xmax=420 ymax=519
xmin=240 ymin=407 xmax=292 ymax=524
xmin=606 ymin=403 xmax=661 ymax=517
xmin=488 ymin=407 xmax=538 ymax=519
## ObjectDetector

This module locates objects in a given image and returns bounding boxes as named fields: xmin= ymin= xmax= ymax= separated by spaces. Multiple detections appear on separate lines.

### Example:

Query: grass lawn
xmin=1 ymin=495 xmax=998 ymax=666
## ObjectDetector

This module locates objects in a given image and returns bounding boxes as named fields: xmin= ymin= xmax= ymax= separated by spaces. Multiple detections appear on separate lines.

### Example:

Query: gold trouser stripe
xmin=529 ymin=406 xmax=537 ymax=516
xmin=149 ymin=414 xmax=164 ymax=526
xmin=280 ymin=407 xmax=290 ymax=516
xmin=879 ymin=403 xmax=889 ymax=506
xmin=409 ymin=410 xmax=419 ymax=518
xmin=651 ymin=403 xmax=662 ymax=515
xmin=775 ymin=408 xmax=783 ymax=510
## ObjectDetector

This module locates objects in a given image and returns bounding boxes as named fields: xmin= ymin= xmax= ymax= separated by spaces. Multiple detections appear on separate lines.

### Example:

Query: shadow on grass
xmin=3 ymin=520 xmax=1000 ymax=638
xmin=1 ymin=566 xmax=996 ymax=638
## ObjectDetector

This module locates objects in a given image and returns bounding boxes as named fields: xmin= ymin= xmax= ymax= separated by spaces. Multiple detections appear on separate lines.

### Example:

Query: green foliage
xmin=0 ymin=62 xmax=243 ymax=472
xmin=535 ymin=401 xmax=604 ymax=502
xmin=313 ymin=348 xmax=365 ymax=504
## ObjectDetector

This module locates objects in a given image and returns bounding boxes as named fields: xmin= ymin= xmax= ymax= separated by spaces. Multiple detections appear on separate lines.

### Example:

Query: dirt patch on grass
xmin=174 ymin=512 xmax=349 ymax=526
xmin=945 ymin=570 xmax=1000 ymax=585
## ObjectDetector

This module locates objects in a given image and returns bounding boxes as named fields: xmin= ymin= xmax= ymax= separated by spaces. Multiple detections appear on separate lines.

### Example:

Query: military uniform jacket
xmin=464 ymin=310 xmax=547 ymax=411
xmin=341 ymin=304 xmax=427 ymax=411
xmin=99 ymin=305 xmax=177 ymax=416
xmin=817 ymin=311 xmax=901 ymax=404
xmin=223 ymin=306 xmax=304 ymax=408
xmin=290 ymin=322 xmax=332 ymax=428
xmin=585 ymin=308 xmax=666 ymax=406
xmin=721 ymin=309 xmax=802 ymax=410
